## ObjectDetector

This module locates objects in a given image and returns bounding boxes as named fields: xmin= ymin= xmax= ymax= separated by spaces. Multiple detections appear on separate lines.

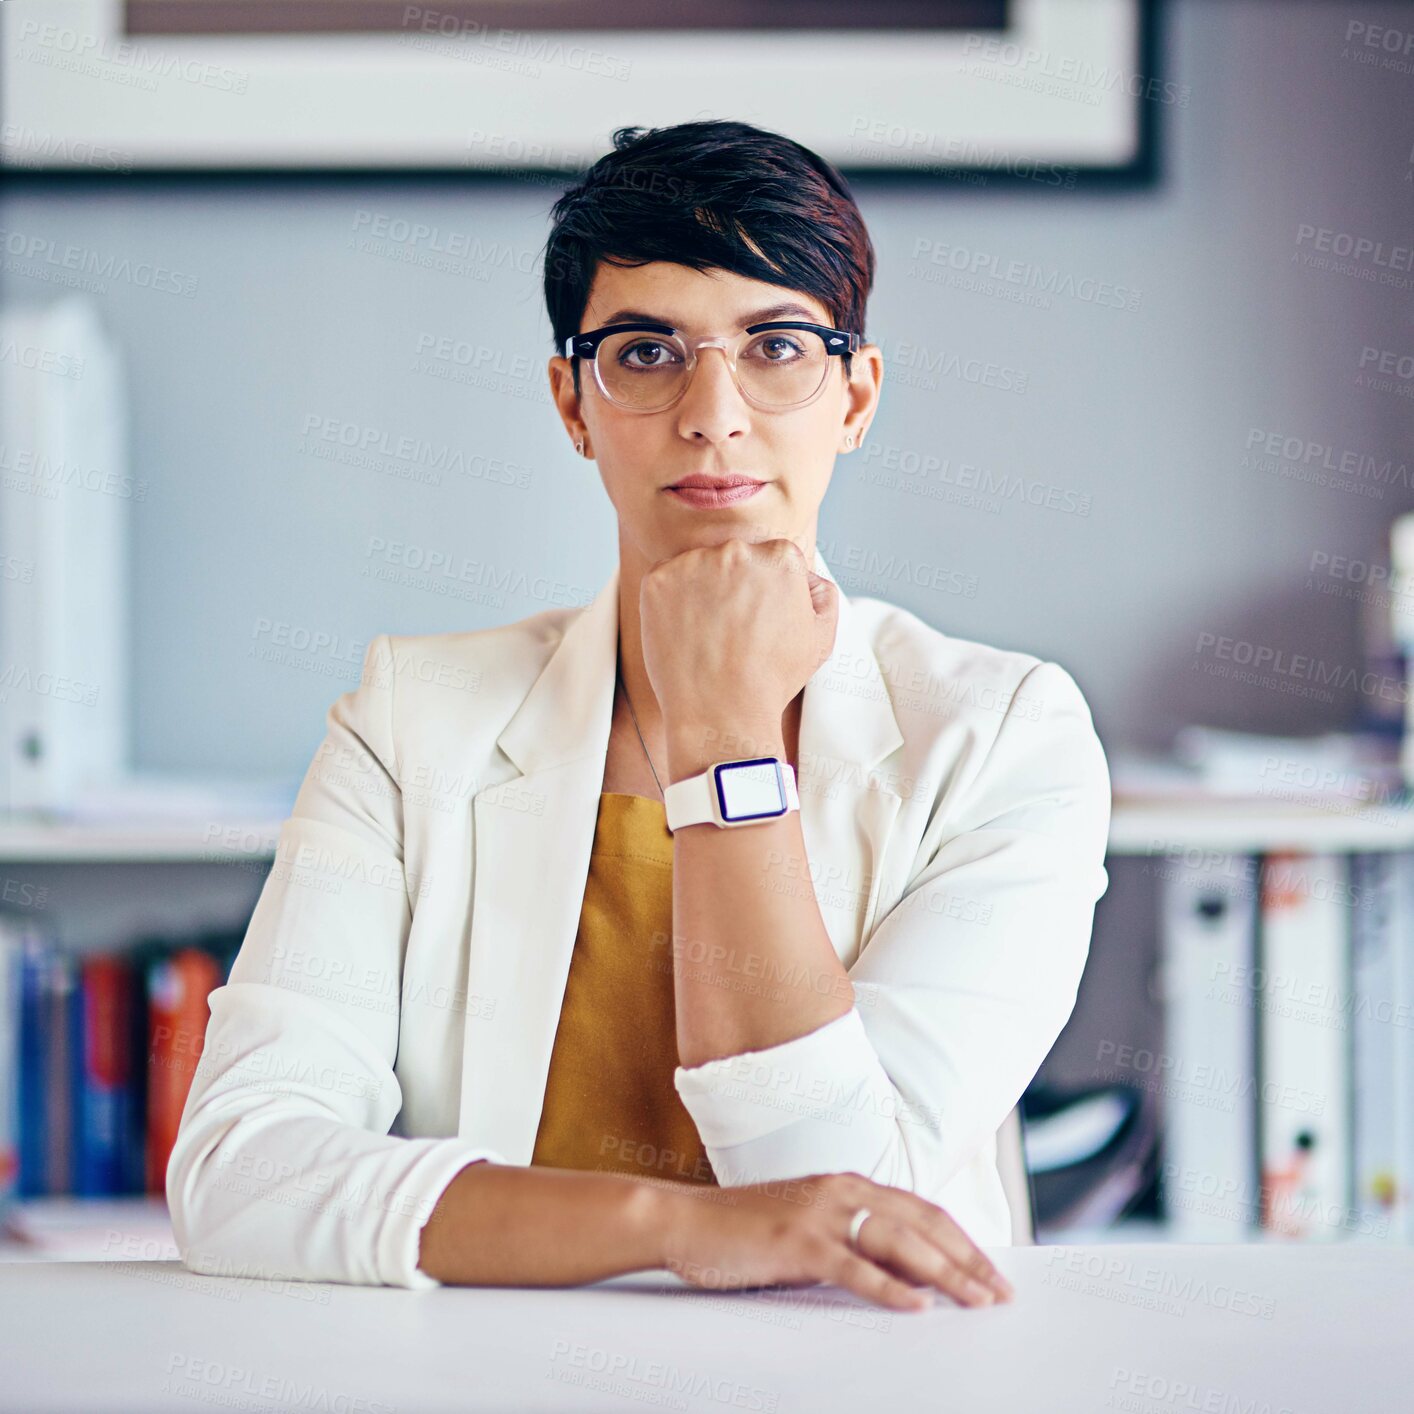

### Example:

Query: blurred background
xmin=2 ymin=0 xmax=1412 ymax=1259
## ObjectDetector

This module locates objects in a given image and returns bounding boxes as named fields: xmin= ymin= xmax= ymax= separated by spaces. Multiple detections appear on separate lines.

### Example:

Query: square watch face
xmin=714 ymin=758 xmax=787 ymax=822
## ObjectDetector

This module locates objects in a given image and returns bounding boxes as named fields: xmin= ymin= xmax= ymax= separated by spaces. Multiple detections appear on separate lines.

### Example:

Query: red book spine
xmin=146 ymin=949 xmax=221 ymax=1195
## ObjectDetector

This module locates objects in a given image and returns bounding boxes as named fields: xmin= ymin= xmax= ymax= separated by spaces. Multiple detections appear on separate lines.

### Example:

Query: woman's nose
xmin=675 ymin=345 xmax=751 ymax=440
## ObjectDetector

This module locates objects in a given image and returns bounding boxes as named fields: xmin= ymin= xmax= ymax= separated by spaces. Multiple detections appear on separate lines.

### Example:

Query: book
xmin=74 ymin=955 xmax=133 ymax=1196
xmin=6 ymin=929 xmax=231 ymax=1203
xmin=145 ymin=948 xmax=222 ymax=1195
xmin=0 ymin=913 xmax=22 ymax=1210
xmin=45 ymin=950 xmax=79 ymax=1197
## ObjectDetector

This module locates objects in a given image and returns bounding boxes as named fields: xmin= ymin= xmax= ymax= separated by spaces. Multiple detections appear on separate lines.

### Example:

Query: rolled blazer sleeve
xmin=166 ymin=634 xmax=505 ymax=1290
xmin=672 ymin=659 xmax=1111 ymax=1205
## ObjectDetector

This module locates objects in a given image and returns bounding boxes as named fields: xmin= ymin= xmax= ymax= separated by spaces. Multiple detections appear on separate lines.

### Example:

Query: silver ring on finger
xmin=847 ymin=1206 xmax=873 ymax=1253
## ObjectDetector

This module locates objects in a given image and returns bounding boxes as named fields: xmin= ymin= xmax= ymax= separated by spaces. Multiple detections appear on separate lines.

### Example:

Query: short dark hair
xmin=543 ymin=119 xmax=875 ymax=396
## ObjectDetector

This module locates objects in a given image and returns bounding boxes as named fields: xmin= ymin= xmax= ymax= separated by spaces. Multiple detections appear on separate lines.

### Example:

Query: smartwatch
xmin=664 ymin=756 xmax=800 ymax=832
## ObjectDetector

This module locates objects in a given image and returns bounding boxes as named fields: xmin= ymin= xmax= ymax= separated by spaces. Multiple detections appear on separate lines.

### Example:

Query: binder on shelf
xmin=1394 ymin=852 xmax=1414 ymax=1245
xmin=0 ymin=296 xmax=130 ymax=815
xmin=1158 ymin=850 xmax=1260 ymax=1238
xmin=1348 ymin=852 xmax=1408 ymax=1242
xmin=1257 ymin=852 xmax=1354 ymax=1240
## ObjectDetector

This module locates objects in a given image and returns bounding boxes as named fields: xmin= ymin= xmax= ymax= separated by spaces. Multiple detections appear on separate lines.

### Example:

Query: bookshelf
xmin=3 ymin=791 xmax=1411 ymax=1262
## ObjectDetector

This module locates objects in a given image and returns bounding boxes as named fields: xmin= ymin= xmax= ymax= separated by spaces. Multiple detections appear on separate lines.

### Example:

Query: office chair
xmin=995 ymin=1103 xmax=1035 ymax=1245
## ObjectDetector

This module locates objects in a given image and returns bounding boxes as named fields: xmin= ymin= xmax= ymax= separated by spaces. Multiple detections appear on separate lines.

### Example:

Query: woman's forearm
xmin=416 ymin=1160 xmax=676 ymax=1286
xmin=665 ymin=716 xmax=854 ymax=1067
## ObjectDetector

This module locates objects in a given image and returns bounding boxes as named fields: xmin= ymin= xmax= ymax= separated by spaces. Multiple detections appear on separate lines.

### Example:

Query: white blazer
xmin=167 ymin=545 xmax=1111 ymax=1289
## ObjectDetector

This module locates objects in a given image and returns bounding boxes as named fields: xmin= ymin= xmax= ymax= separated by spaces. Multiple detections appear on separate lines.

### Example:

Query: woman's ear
xmin=841 ymin=342 xmax=883 ymax=452
xmin=548 ymin=354 xmax=591 ymax=458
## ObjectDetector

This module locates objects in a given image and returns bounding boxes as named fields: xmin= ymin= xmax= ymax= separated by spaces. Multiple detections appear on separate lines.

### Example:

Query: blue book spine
xmin=74 ymin=964 xmax=128 ymax=1197
xmin=16 ymin=938 xmax=51 ymax=1198
xmin=0 ymin=919 xmax=20 ymax=1209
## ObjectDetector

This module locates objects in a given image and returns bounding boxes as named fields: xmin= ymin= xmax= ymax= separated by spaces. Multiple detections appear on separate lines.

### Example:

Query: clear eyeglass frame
xmin=562 ymin=320 xmax=862 ymax=414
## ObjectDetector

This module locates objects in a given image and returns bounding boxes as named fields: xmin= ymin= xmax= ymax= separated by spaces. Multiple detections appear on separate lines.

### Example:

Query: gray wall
xmin=5 ymin=1 xmax=1410 ymax=780
xmin=6 ymin=3 xmax=1413 ymax=1098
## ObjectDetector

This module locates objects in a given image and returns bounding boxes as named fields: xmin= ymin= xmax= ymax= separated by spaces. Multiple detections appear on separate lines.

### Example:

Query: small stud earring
xmin=844 ymin=433 xmax=855 ymax=450
xmin=575 ymin=438 xmax=584 ymax=456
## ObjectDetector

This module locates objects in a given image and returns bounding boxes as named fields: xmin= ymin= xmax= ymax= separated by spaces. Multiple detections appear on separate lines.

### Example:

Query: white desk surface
xmin=2 ymin=1242 xmax=1407 ymax=1413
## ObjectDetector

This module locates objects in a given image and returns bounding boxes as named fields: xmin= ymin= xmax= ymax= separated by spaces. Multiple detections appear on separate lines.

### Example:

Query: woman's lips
xmin=666 ymin=481 xmax=766 ymax=508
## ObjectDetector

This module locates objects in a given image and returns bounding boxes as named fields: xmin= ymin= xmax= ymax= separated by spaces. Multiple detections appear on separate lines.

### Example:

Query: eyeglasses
xmin=563 ymin=320 xmax=862 ymax=414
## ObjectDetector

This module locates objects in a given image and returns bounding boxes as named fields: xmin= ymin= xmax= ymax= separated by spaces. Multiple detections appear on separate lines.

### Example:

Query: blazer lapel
xmin=456 ymin=545 xmax=907 ymax=1157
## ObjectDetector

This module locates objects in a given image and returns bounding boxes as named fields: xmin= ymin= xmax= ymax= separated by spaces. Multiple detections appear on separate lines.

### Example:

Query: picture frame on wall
xmin=0 ymin=0 xmax=1161 ymax=181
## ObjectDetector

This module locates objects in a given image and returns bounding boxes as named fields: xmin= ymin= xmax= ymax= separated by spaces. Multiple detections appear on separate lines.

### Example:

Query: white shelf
xmin=0 ymin=817 xmax=284 ymax=863
xmin=0 ymin=1196 xmax=174 ymax=1263
xmin=4 ymin=796 xmax=1414 ymax=861
xmin=1106 ymin=796 xmax=1414 ymax=855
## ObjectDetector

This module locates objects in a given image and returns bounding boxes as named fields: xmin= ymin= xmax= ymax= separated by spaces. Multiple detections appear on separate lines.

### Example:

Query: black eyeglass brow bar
xmin=562 ymin=321 xmax=861 ymax=360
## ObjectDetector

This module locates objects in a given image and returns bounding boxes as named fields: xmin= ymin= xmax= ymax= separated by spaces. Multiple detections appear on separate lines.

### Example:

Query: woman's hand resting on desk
xmin=418 ymin=1161 xmax=1011 ymax=1312
xmin=658 ymin=1169 xmax=1015 ymax=1312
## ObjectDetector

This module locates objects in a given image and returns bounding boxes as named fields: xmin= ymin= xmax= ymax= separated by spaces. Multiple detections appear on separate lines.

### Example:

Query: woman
xmin=168 ymin=120 xmax=1110 ymax=1314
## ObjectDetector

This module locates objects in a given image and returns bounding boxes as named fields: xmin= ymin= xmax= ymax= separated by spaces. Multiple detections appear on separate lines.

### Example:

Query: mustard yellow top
xmin=529 ymin=791 xmax=718 ymax=1187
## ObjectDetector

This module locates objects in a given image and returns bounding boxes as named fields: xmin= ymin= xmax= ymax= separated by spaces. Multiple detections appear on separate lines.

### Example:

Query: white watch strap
xmin=664 ymin=759 xmax=799 ymax=832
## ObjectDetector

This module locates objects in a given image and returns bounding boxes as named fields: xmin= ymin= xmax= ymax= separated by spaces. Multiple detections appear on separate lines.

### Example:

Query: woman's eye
xmin=622 ymin=341 xmax=675 ymax=368
xmin=757 ymin=336 xmax=804 ymax=361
